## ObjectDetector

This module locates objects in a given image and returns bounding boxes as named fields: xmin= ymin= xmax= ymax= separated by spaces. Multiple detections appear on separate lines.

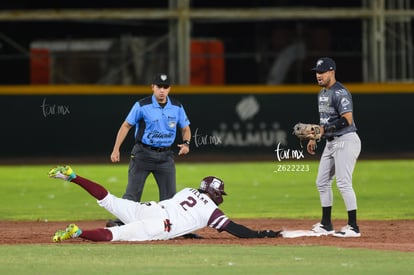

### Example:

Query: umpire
xmin=109 ymin=73 xmax=191 ymax=226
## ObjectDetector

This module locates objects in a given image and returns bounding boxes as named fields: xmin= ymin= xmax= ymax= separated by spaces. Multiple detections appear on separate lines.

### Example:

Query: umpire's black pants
xmin=123 ymin=143 xmax=176 ymax=202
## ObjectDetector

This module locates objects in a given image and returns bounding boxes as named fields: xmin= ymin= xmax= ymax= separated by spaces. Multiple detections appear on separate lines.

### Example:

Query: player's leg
xmin=334 ymin=133 xmax=361 ymax=213
xmin=312 ymin=145 xmax=335 ymax=233
xmin=99 ymin=195 xmax=162 ymax=225
xmin=53 ymin=224 xmax=113 ymax=242
xmin=333 ymin=133 xmax=361 ymax=237
xmin=107 ymin=201 xmax=171 ymax=241
xmin=49 ymin=166 xmax=116 ymax=242
xmin=316 ymin=150 xmax=335 ymax=207
xmin=48 ymin=166 xmax=108 ymax=200
xmin=53 ymin=218 xmax=167 ymax=242
xmin=107 ymin=145 xmax=151 ymax=227
xmin=153 ymin=151 xmax=176 ymax=200
xmin=53 ymin=200 xmax=167 ymax=242
xmin=48 ymin=165 xmax=145 ymax=226
xmin=70 ymin=220 xmax=167 ymax=242
xmin=108 ymin=219 xmax=167 ymax=241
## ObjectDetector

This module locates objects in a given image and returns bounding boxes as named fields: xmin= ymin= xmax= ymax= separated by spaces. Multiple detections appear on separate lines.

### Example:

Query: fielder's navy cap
xmin=311 ymin=57 xmax=336 ymax=73
xmin=152 ymin=73 xmax=171 ymax=86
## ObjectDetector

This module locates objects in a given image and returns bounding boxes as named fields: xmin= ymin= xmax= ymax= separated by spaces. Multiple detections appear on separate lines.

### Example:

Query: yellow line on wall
xmin=0 ymin=83 xmax=413 ymax=95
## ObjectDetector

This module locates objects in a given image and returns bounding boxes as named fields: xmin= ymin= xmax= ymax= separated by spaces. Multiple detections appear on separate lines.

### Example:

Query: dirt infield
xmin=1 ymin=219 xmax=413 ymax=252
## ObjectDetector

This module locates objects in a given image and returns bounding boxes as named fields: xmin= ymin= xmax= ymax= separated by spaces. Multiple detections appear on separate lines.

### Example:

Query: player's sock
xmin=347 ymin=209 xmax=358 ymax=229
xmin=80 ymin=228 xmax=113 ymax=241
xmin=71 ymin=175 xmax=109 ymax=200
xmin=321 ymin=206 xmax=332 ymax=227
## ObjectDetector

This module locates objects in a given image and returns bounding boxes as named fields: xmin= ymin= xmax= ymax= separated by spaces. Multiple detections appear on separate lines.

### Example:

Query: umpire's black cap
xmin=152 ymin=73 xmax=171 ymax=86
xmin=311 ymin=57 xmax=336 ymax=73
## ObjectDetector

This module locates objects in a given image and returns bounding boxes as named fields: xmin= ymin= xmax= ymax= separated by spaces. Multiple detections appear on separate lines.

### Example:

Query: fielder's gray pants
xmin=316 ymin=132 xmax=361 ymax=211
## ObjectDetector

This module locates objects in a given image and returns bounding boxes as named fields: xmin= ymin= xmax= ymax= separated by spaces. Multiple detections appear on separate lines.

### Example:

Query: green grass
xmin=0 ymin=160 xmax=413 ymax=221
xmin=1 ymin=244 xmax=413 ymax=275
xmin=0 ymin=160 xmax=413 ymax=274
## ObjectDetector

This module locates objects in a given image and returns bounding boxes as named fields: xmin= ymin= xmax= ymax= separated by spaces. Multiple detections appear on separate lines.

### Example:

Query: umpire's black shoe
xmin=106 ymin=219 xmax=125 ymax=227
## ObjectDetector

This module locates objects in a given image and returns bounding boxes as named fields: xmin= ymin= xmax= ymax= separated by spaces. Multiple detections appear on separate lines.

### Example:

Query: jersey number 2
xmin=180 ymin=196 xmax=197 ymax=211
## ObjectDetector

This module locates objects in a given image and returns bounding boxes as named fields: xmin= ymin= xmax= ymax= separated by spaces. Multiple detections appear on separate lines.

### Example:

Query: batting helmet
xmin=198 ymin=176 xmax=227 ymax=205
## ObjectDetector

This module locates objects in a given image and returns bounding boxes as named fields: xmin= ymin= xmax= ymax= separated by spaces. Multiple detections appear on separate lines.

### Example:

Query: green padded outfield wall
xmin=1 ymin=84 xmax=412 ymax=160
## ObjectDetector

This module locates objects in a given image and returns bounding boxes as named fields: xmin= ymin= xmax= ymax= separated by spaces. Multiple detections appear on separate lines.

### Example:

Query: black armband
xmin=223 ymin=221 xmax=259 ymax=238
xmin=223 ymin=221 xmax=280 ymax=238
xmin=324 ymin=116 xmax=349 ymax=133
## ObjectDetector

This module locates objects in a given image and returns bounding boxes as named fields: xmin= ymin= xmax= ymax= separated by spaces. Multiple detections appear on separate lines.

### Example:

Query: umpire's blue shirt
xmin=126 ymin=95 xmax=190 ymax=147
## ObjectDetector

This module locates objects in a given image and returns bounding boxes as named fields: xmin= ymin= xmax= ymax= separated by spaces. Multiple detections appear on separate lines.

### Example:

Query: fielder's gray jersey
xmin=318 ymin=82 xmax=357 ymax=138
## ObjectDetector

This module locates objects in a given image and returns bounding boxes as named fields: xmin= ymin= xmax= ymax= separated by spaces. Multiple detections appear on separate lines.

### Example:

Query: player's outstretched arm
xmin=222 ymin=221 xmax=281 ymax=238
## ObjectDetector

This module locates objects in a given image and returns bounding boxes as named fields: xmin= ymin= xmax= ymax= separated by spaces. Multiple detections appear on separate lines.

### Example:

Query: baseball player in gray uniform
xmin=49 ymin=165 xmax=280 ymax=242
xmin=307 ymin=57 xmax=361 ymax=238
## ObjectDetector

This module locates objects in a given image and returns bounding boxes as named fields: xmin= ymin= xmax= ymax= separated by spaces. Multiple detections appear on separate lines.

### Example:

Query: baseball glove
xmin=292 ymin=123 xmax=322 ymax=142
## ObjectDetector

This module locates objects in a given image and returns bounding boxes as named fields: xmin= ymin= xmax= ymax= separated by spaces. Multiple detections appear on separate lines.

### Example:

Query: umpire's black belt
xmin=139 ymin=142 xmax=171 ymax=152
